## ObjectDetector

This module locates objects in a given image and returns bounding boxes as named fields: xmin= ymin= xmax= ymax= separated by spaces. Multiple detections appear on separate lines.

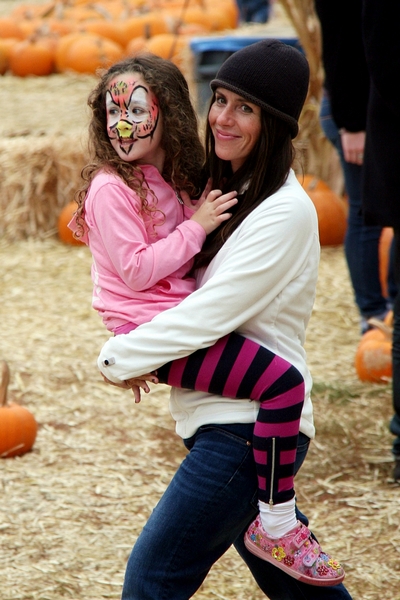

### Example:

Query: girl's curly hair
xmin=74 ymin=53 xmax=205 ymax=238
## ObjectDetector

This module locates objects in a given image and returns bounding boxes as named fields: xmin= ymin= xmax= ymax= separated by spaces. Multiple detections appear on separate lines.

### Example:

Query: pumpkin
xmin=144 ymin=33 xmax=189 ymax=68
xmin=59 ymin=33 xmax=124 ymax=74
xmin=0 ymin=360 xmax=38 ymax=458
xmin=0 ymin=16 xmax=25 ymax=39
xmin=379 ymin=227 xmax=394 ymax=299
xmin=297 ymin=174 xmax=348 ymax=246
xmin=54 ymin=31 xmax=88 ymax=72
xmin=9 ymin=37 xmax=55 ymax=76
xmin=355 ymin=318 xmax=393 ymax=382
xmin=58 ymin=201 xmax=85 ymax=245
xmin=125 ymin=35 xmax=148 ymax=58
xmin=80 ymin=19 xmax=126 ymax=46
xmin=122 ymin=13 xmax=172 ymax=47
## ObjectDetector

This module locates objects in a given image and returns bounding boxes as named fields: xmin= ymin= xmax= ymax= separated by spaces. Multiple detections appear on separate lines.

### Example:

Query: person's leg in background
xmin=389 ymin=229 xmax=400 ymax=480
xmin=320 ymin=92 xmax=390 ymax=333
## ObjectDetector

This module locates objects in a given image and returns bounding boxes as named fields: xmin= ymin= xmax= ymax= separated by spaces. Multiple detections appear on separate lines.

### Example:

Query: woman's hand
xmin=190 ymin=188 xmax=238 ymax=234
xmin=101 ymin=372 xmax=159 ymax=404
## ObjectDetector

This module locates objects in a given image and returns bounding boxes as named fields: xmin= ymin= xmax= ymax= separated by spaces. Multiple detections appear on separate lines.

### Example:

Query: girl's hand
xmin=101 ymin=373 xmax=159 ymax=403
xmin=180 ymin=179 xmax=213 ymax=209
xmin=196 ymin=178 xmax=213 ymax=208
xmin=190 ymin=188 xmax=238 ymax=234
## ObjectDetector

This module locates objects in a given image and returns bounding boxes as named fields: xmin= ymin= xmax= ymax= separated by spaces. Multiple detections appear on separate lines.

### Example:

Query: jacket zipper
xmin=269 ymin=437 xmax=276 ymax=506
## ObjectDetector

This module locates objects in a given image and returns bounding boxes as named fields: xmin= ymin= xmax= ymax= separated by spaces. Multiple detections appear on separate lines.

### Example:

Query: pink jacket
xmin=69 ymin=165 xmax=206 ymax=332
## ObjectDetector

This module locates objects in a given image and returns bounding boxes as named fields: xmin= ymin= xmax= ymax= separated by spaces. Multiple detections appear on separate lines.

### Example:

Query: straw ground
xmin=1 ymin=239 xmax=399 ymax=600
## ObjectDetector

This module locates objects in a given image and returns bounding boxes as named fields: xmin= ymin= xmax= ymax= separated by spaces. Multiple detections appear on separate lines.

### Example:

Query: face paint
xmin=106 ymin=72 xmax=164 ymax=168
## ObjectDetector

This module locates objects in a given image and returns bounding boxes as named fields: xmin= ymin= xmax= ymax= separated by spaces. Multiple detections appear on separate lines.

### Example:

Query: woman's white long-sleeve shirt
xmin=98 ymin=170 xmax=320 ymax=440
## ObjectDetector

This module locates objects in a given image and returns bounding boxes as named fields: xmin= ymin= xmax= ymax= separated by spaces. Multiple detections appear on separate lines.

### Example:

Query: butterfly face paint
xmin=106 ymin=73 xmax=164 ymax=168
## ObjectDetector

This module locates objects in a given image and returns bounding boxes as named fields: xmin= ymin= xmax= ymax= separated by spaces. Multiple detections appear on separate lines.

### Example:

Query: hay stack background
xmin=1 ymin=1 xmax=399 ymax=599
xmin=0 ymin=73 xmax=94 ymax=240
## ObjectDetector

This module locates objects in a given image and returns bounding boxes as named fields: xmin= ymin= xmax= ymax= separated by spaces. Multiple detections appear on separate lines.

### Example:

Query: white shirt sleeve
xmin=98 ymin=185 xmax=319 ymax=383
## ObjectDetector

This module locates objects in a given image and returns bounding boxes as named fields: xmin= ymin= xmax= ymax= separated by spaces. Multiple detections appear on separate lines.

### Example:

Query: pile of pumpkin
xmin=0 ymin=0 xmax=238 ymax=76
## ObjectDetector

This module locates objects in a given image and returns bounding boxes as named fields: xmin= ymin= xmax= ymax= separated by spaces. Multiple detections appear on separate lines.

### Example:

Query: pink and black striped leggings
xmin=155 ymin=331 xmax=304 ymax=507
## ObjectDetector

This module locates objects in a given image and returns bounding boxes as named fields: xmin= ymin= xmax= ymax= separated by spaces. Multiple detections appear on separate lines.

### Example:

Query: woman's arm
xmin=98 ymin=188 xmax=319 ymax=384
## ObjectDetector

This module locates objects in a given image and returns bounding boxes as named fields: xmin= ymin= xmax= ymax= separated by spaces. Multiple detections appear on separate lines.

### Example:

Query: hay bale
xmin=0 ymin=134 xmax=89 ymax=241
xmin=0 ymin=71 xmax=96 ymax=241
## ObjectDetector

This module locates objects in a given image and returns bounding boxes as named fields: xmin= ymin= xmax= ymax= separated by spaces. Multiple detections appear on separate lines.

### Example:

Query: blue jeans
xmin=236 ymin=0 xmax=270 ymax=22
xmin=320 ymin=93 xmax=396 ymax=321
xmin=121 ymin=425 xmax=353 ymax=599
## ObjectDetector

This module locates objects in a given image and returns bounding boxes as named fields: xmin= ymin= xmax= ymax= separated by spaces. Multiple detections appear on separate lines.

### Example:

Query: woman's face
xmin=208 ymin=87 xmax=262 ymax=172
xmin=106 ymin=72 xmax=164 ymax=170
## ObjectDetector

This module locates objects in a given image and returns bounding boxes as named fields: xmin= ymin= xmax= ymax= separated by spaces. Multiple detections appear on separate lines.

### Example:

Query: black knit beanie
xmin=210 ymin=39 xmax=310 ymax=138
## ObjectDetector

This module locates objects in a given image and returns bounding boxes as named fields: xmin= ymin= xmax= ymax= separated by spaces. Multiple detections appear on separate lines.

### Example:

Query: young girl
xmin=72 ymin=53 xmax=344 ymax=586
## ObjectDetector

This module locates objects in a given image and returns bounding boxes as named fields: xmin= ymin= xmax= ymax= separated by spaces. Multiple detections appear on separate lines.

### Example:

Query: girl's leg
xmin=235 ymin=435 xmax=353 ymax=600
xmin=157 ymin=332 xmax=303 ymax=507
xmin=156 ymin=333 xmax=345 ymax=586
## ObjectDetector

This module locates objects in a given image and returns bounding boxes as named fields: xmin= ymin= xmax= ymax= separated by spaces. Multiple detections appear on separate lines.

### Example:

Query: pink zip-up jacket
xmin=69 ymin=164 xmax=206 ymax=333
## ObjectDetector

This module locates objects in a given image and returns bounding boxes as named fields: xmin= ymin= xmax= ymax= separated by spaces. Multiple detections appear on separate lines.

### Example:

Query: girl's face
xmin=106 ymin=72 xmax=165 ymax=170
xmin=208 ymin=87 xmax=262 ymax=172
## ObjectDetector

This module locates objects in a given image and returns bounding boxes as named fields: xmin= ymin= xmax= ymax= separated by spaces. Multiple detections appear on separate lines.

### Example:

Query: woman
xmin=98 ymin=40 xmax=353 ymax=599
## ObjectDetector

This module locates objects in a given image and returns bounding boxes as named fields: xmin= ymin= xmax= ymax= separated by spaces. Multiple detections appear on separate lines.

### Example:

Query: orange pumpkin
xmin=0 ymin=361 xmax=38 ymax=459
xmin=204 ymin=0 xmax=239 ymax=28
xmin=58 ymin=201 xmax=85 ymax=245
xmin=297 ymin=174 xmax=348 ymax=246
xmin=125 ymin=35 xmax=148 ymax=58
xmin=379 ymin=227 xmax=394 ymax=299
xmin=54 ymin=32 xmax=87 ymax=72
xmin=144 ymin=33 xmax=189 ymax=68
xmin=122 ymin=13 xmax=172 ymax=47
xmin=59 ymin=34 xmax=124 ymax=74
xmin=0 ymin=16 xmax=25 ymax=39
xmin=355 ymin=319 xmax=393 ymax=382
xmin=80 ymin=19 xmax=126 ymax=46
xmin=9 ymin=37 xmax=55 ymax=76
